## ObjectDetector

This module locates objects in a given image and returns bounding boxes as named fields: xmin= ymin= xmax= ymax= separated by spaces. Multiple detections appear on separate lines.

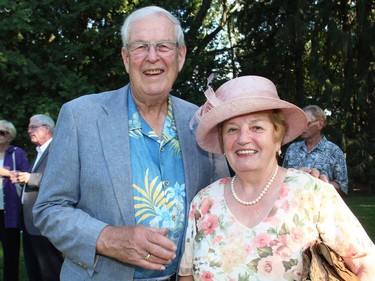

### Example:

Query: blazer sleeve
xmin=27 ymin=173 xmax=43 ymax=188
xmin=33 ymin=100 xmax=109 ymax=273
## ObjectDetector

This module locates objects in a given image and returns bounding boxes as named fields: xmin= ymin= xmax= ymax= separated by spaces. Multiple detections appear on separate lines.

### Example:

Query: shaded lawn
xmin=0 ymin=234 xmax=28 ymax=281
xmin=0 ymin=195 xmax=374 ymax=281
xmin=344 ymin=194 xmax=375 ymax=242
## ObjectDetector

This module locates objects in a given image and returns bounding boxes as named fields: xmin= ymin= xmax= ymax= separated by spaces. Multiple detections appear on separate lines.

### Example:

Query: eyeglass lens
xmin=127 ymin=41 xmax=178 ymax=57
xmin=27 ymin=125 xmax=46 ymax=130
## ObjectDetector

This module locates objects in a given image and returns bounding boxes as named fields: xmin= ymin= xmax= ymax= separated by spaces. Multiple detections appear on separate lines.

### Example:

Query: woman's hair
xmin=31 ymin=114 xmax=55 ymax=134
xmin=120 ymin=6 xmax=185 ymax=47
xmin=269 ymin=109 xmax=287 ymax=143
xmin=0 ymin=119 xmax=17 ymax=142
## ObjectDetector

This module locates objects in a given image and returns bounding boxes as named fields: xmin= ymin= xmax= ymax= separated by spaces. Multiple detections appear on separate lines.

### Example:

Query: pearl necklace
xmin=230 ymin=165 xmax=279 ymax=206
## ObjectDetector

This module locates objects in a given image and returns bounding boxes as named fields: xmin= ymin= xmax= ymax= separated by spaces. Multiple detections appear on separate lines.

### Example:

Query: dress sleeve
xmin=316 ymin=179 xmax=374 ymax=258
xmin=179 ymin=198 xmax=199 ymax=276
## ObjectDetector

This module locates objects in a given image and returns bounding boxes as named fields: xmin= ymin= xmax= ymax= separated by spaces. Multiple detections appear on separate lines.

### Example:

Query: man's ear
xmin=317 ymin=119 xmax=325 ymax=129
xmin=177 ymin=45 xmax=187 ymax=72
xmin=121 ymin=47 xmax=130 ymax=74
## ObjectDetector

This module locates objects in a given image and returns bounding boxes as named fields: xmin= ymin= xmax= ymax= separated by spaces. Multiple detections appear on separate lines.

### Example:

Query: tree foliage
xmin=0 ymin=0 xmax=374 ymax=190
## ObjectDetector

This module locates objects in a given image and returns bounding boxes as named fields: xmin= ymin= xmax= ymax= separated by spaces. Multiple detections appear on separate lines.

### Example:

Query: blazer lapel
xmin=32 ymin=146 xmax=49 ymax=172
xmin=172 ymin=97 xmax=201 ymax=205
xmin=97 ymin=85 xmax=135 ymax=223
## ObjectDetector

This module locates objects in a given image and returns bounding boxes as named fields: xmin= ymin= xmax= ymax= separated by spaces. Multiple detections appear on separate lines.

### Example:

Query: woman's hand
xmin=344 ymin=247 xmax=375 ymax=281
xmin=0 ymin=167 xmax=10 ymax=178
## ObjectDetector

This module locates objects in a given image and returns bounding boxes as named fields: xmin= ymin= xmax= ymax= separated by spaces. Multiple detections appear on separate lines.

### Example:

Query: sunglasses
xmin=0 ymin=130 xmax=9 ymax=136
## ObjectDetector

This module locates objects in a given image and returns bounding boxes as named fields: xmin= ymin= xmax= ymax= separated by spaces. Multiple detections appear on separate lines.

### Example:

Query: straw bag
xmin=302 ymin=238 xmax=359 ymax=281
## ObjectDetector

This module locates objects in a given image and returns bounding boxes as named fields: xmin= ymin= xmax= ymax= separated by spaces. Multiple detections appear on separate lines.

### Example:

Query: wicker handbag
xmin=302 ymin=238 xmax=360 ymax=281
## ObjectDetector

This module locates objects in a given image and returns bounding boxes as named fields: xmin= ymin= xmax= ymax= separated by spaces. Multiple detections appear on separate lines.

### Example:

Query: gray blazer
xmin=23 ymin=145 xmax=50 ymax=235
xmin=33 ymin=85 xmax=229 ymax=281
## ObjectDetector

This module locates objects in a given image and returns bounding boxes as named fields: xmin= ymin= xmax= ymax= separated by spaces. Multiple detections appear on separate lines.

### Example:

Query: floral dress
xmin=179 ymin=169 xmax=374 ymax=280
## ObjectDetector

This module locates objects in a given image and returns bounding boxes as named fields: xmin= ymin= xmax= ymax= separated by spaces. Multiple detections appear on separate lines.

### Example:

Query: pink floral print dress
xmin=179 ymin=169 xmax=374 ymax=280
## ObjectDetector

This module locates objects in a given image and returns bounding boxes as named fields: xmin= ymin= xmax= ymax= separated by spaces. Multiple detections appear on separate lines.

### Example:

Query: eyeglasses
xmin=0 ymin=130 xmax=9 ymax=136
xmin=126 ymin=41 xmax=179 ymax=57
xmin=27 ymin=124 xmax=47 ymax=131
xmin=307 ymin=120 xmax=319 ymax=126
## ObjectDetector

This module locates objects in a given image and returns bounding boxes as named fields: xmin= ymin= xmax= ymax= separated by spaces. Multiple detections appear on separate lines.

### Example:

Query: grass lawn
xmin=344 ymin=193 xmax=375 ymax=242
xmin=0 ymin=194 xmax=374 ymax=280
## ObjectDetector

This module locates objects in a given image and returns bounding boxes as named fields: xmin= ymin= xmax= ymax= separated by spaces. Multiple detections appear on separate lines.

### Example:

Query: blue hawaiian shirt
xmin=282 ymin=136 xmax=348 ymax=194
xmin=128 ymin=89 xmax=186 ymax=279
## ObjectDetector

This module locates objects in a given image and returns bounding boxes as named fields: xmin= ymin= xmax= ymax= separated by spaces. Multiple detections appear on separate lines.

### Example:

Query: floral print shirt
xmin=128 ymin=91 xmax=186 ymax=279
xmin=283 ymin=136 xmax=348 ymax=194
xmin=179 ymin=169 xmax=373 ymax=280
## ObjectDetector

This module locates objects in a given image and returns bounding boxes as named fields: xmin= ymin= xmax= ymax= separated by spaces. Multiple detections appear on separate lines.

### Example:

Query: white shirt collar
xmin=36 ymin=138 xmax=53 ymax=154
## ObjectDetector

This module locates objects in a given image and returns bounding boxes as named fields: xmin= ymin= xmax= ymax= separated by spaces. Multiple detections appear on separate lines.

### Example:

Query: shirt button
xmin=160 ymin=147 xmax=164 ymax=152
xmin=164 ymin=181 xmax=169 ymax=186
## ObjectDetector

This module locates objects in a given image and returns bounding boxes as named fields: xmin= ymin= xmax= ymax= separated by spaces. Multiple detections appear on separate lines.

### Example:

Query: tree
xmin=1 ymin=0 xmax=373 ymax=191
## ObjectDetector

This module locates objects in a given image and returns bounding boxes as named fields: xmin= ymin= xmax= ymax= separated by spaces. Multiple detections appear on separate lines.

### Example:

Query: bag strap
xmin=11 ymin=148 xmax=23 ymax=197
xmin=12 ymin=148 xmax=17 ymax=170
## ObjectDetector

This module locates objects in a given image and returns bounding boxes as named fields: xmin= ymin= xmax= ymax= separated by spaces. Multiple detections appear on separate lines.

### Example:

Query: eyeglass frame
xmin=125 ymin=41 xmax=179 ymax=57
xmin=0 ymin=130 xmax=9 ymax=136
xmin=27 ymin=124 xmax=47 ymax=131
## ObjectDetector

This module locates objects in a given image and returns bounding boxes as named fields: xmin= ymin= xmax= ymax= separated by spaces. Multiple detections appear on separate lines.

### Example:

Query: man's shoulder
xmin=170 ymin=95 xmax=199 ymax=111
xmin=64 ymin=86 xmax=128 ymax=108
xmin=321 ymin=137 xmax=344 ymax=153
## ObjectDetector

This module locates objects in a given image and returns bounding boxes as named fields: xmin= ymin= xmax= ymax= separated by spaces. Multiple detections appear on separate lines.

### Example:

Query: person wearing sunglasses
xmin=283 ymin=105 xmax=348 ymax=196
xmin=12 ymin=114 xmax=64 ymax=281
xmin=0 ymin=119 xmax=29 ymax=281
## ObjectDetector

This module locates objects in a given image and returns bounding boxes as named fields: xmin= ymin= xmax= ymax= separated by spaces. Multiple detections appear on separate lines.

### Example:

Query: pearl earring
xmin=278 ymin=150 xmax=282 ymax=156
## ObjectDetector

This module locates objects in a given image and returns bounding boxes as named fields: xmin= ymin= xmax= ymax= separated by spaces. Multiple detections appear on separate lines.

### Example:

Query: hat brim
xmin=196 ymin=96 xmax=307 ymax=154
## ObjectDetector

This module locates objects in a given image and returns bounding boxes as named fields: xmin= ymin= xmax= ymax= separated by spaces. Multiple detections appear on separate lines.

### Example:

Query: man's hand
xmin=96 ymin=225 xmax=176 ymax=270
xmin=15 ymin=172 xmax=31 ymax=185
xmin=300 ymin=167 xmax=329 ymax=182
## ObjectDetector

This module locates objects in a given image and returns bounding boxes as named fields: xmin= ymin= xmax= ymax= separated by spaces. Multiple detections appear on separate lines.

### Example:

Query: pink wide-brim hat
xmin=196 ymin=75 xmax=307 ymax=154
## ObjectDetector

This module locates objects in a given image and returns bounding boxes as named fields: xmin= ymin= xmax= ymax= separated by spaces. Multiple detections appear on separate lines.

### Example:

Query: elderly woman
xmin=0 ymin=119 xmax=29 ymax=281
xmin=178 ymin=76 xmax=374 ymax=280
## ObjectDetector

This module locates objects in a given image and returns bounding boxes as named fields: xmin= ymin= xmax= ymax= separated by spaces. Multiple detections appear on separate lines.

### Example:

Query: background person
xmin=15 ymin=114 xmax=63 ymax=281
xmin=283 ymin=104 xmax=348 ymax=195
xmin=0 ymin=119 xmax=29 ymax=281
xmin=33 ymin=6 xmax=229 ymax=281
xmin=179 ymin=76 xmax=374 ymax=280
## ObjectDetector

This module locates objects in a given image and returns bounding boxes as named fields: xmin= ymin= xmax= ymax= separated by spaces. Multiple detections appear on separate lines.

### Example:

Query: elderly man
xmin=283 ymin=105 xmax=348 ymax=195
xmin=33 ymin=6 xmax=229 ymax=281
xmin=16 ymin=114 xmax=63 ymax=281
